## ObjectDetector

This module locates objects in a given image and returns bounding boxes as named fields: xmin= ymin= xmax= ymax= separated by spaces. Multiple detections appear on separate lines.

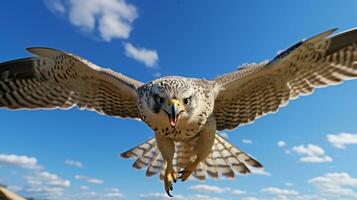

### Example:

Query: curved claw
xmin=164 ymin=167 xmax=176 ymax=197
xmin=179 ymin=170 xmax=193 ymax=181
xmin=179 ymin=160 xmax=199 ymax=181
xmin=166 ymin=190 xmax=173 ymax=197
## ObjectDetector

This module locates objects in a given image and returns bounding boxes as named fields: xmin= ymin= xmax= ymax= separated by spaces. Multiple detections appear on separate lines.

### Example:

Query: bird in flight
xmin=1 ymin=28 xmax=357 ymax=197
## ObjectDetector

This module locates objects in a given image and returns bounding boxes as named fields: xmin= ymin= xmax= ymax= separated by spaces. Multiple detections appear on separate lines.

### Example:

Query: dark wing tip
xmin=268 ymin=28 xmax=338 ymax=65
xmin=26 ymin=47 xmax=64 ymax=58
xmin=119 ymin=151 xmax=133 ymax=158
xmin=250 ymin=160 xmax=264 ymax=168
xmin=326 ymin=27 xmax=357 ymax=55
xmin=0 ymin=57 xmax=37 ymax=80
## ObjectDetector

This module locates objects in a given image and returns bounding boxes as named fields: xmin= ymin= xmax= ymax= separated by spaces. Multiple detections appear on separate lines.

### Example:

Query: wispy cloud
xmin=231 ymin=189 xmax=246 ymax=195
xmin=124 ymin=42 xmax=159 ymax=67
xmin=292 ymin=144 xmax=332 ymax=163
xmin=277 ymin=140 xmax=286 ymax=147
xmin=80 ymin=185 xmax=89 ymax=190
xmin=44 ymin=0 xmax=65 ymax=14
xmin=24 ymin=171 xmax=71 ymax=188
xmin=242 ymin=139 xmax=252 ymax=144
xmin=262 ymin=187 xmax=299 ymax=195
xmin=139 ymin=193 xmax=224 ymax=200
xmin=241 ymin=197 xmax=259 ymax=200
xmin=44 ymin=0 xmax=137 ymax=41
xmin=309 ymin=172 xmax=357 ymax=199
xmin=189 ymin=184 xmax=230 ymax=193
xmin=285 ymin=182 xmax=294 ymax=187
xmin=75 ymin=175 xmax=104 ymax=184
xmin=261 ymin=187 xmax=300 ymax=200
xmin=64 ymin=159 xmax=83 ymax=168
xmin=22 ymin=171 xmax=71 ymax=199
xmin=249 ymin=167 xmax=271 ymax=176
xmin=0 ymin=154 xmax=41 ymax=170
xmin=153 ymin=72 xmax=162 ymax=78
xmin=0 ymin=153 xmax=71 ymax=199
xmin=105 ymin=188 xmax=124 ymax=198
xmin=327 ymin=132 xmax=357 ymax=149
xmin=188 ymin=184 xmax=247 ymax=197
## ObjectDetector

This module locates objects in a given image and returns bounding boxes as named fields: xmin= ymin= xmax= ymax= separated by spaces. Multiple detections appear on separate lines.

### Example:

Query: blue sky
xmin=1 ymin=0 xmax=357 ymax=200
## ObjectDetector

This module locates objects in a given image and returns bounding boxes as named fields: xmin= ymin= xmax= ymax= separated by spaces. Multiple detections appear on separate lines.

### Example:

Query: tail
xmin=120 ymin=133 xmax=263 ymax=180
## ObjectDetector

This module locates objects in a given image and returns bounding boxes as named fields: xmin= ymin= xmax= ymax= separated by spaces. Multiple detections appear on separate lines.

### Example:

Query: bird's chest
xmin=156 ymin=124 xmax=200 ymax=140
xmin=144 ymin=112 xmax=203 ymax=140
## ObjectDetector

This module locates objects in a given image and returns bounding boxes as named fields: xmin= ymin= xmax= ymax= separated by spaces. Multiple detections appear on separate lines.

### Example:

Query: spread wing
xmin=0 ymin=47 xmax=143 ymax=119
xmin=213 ymin=28 xmax=357 ymax=131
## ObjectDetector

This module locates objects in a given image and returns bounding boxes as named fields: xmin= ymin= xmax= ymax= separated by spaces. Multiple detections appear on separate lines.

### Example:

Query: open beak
xmin=165 ymin=99 xmax=185 ymax=128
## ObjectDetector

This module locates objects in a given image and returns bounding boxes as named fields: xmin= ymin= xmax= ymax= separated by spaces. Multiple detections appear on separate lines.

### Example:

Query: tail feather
xmin=120 ymin=137 xmax=156 ymax=159
xmin=215 ymin=134 xmax=263 ymax=169
xmin=215 ymin=139 xmax=236 ymax=178
xmin=120 ymin=133 xmax=263 ymax=181
xmin=205 ymin=154 xmax=219 ymax=178
xmin=146 ymin=151 xmax=163 ymax=177
xmin=133 ymin=146 xmax=158 ymax=169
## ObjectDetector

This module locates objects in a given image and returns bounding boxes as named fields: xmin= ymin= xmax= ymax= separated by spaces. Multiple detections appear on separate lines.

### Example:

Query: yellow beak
xmin=165 ymin=99 xmax=185 ymax=127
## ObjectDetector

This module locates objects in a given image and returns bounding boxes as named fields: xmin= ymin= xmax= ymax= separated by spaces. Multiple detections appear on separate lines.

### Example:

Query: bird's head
xmin=141 ymin=77 xmax=214 ymax=129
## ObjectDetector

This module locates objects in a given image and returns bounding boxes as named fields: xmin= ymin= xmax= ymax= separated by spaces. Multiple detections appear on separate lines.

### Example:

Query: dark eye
xmin=156 ymin=95 xmax=165 ymax=104
xmin=183 ymin=97 xmax=191 ymax=105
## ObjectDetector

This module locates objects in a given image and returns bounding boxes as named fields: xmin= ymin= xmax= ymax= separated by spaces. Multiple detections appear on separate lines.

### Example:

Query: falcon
xmin=1 ymin=28 xmax=357 ymax=196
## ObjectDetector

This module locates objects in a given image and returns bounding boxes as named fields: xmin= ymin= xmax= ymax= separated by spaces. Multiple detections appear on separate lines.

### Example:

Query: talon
xmin=172 ymin=171 xmax=177 ymax=183
xmin=179 ymin=160 xmax=200 ymax=181
xmin=166 ymin=190 xmax=173 ymax=197
xmin=164 ymin=166 xmax=176 ymax=197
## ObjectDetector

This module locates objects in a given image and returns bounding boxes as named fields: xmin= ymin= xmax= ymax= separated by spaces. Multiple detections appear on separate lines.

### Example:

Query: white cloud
xmin=44 ymin=0 xmax=66 ymax=14
xmin=75 ymin=175 xmax=104 ymax=184
xmin=23 ymin=171 xmax=71 ymax=199
xmin=189 ymin=184 xmax=247 ymax=197
xmin=44 ymin=0 xmax=137 ymax=41
xmin=231 ymin=189 xmax=246 ymax=195
xmin=242 ymin=139 xmax=252 ymax=144
xmin=285 ymin=150 xmax=291 ymax=155
xmin=153 ymin=72 xmax=162 ymax=78
xmin=80 ymin=186 xmax=89 ymax=190
xmin=327 ymin=133 xmax=357 ymax=149
xmin=139 ymin=193 xmax=177 ymax=200
xmin=242 ymin=197 xmax=259 ymax=200
xmin=309 ymin=172 xmax=357 ymax=199
xmin=0 ymin=154 xmax=41 ymax=170
xmin=0 ymin=153 xmax=72 ymax=199
xmin=65 ymin=159 xmax=83 ymax=168
xmin=105 ymin=188 xmax=124 ymax=198
xmin=292 ymin=144 xmax=332 ymax=163
xmin=249 ymin=167 xmax=271 ymax=176
xmin=285 ymin=182 xmax=294 ymax=187
xmin=124 ymin=42 xmax=159 ymax=67
xmin=25 ymin=171 xmax=71 ymax=188
xmin=262 ymin=187 xmax=299 ymax=196
xmin=277 ymin=141 xmax=286 ymax=147
xmin=189 ymin=184 xmax=229 ymax=193
xmin=139 ymin=193 xmax=224 ymax=200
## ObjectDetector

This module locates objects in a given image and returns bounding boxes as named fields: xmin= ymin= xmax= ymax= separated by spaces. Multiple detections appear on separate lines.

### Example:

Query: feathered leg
xmin=180 ymin=119 xmax=216 ymax=181
xmin=155 ymin=132 xmax=177 ymax=197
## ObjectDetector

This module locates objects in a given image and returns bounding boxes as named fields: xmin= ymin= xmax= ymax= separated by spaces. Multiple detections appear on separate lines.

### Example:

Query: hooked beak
xmin=164 ymin=99 xmax=185 ymax=128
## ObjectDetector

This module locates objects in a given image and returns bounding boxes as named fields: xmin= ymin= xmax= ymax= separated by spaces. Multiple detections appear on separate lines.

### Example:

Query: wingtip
xmin=119 ymin=152 xmax=131 ymax=158
xmin=26 ymin=47 xmax=64 ymax=57
xmin=305 ymin=28 xmax=338 ymax=43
